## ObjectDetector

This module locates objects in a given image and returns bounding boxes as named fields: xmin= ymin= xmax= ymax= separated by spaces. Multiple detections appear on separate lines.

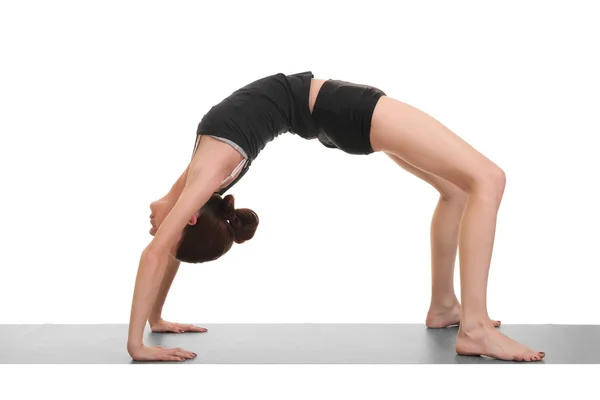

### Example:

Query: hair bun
xmin=230 ymin=208 xmax=259 ymax=244
xmin=221 ymin=194 xmax=236 ymax=221
xmin=220 ymin=195 xmax=259 ymax=244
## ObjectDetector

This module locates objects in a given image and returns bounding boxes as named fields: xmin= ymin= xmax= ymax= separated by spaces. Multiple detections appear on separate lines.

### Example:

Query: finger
xmin=174 ymin=350 xmax=196 ymax=359
xmin=164 ymin=347 xmax=181 ymax=354
xmin=174 ymin=348 xmax=197 ymax=359
xmin=167 ymin=324 xmax=186 ymax=333
xmin=164 ymin=355 xmax=186 ymax=362
xmin=183 ymin=325 xmax=208 ymax=332
xmin=163 ymin=324 xmax=184 ymax=333
xmin=165 ymin=348 xmax=196 ymax=359
xmin=162 ymin=349 xmax=188 ymax=361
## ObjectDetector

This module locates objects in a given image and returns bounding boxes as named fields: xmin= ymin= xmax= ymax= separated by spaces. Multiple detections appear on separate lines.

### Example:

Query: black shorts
xmin=312 ymin=79 xmax=386 ymax=155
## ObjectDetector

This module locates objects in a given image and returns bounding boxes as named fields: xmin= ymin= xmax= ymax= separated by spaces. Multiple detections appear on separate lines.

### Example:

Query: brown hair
xmin=175 ymin=194 xmax=259 ymax=263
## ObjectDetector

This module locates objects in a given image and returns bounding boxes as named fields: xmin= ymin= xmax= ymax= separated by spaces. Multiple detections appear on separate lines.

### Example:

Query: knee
xmin=472 ymin=166 xmax=506 ymax=204
xmin=490 ymin=166 xmax=507 ymax=196
xmin=439 ymin=187 xmax=468 ymax=206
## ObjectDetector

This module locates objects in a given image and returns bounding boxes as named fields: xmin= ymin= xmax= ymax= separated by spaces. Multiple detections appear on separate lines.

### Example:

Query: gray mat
xmin=0 ymin=324 xmax=598 ymax=364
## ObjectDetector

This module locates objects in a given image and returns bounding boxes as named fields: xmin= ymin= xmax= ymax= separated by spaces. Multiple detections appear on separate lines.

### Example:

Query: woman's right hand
xmin=128 ymin=345 xmax=197 ymax=362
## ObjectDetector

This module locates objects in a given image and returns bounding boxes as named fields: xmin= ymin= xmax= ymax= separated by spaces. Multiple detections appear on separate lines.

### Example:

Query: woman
xmin=127 ymin=71 xmax=545 ymax=362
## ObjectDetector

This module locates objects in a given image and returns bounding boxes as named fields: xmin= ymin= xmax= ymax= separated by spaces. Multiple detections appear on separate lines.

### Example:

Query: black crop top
xmin=195 ymin=71 xmax=319 ymax=194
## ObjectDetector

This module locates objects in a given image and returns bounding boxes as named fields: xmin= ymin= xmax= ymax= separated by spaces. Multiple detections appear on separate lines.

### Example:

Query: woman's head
xmin=170 ymin=194 xmax=259 ymax=263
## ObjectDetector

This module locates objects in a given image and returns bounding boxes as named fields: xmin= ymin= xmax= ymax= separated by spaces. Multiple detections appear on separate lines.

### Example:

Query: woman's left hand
xmin=150 ymin=318 xmax=208 ymax=333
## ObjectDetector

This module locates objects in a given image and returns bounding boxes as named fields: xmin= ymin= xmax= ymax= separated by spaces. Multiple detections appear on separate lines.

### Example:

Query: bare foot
xmin=456 ymin=323 xmax=545 ymax=362
xmin=426 ymin=303 xmax=500 ymax=329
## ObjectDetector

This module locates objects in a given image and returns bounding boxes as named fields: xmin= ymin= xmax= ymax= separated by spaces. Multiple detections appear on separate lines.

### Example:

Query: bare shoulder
xmin=190 ymin=135 xmax=244 ymax=177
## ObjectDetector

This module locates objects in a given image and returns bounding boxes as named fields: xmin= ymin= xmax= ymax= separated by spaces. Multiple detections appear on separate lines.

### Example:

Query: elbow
xmin=141 ymin=246 xmax=164 ymax=266
xmin=138 ymin=247 xmax=170 ymax=282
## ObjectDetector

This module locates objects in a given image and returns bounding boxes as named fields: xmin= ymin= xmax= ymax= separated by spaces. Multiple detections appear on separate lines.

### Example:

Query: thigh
xmin=370 ymin=96 xmax=499 ymax=192
xmin=386 ymin=152 xmax=465 ymax=200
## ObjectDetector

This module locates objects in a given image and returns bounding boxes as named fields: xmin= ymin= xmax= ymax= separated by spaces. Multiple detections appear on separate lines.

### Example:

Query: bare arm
xmin=147 ymin=255 xmax=207 ymax=333
xmin=126 ymin=137 xmax=243 ymax=361
xmin=167 ymin=164 xmax=190 ymax=200
xmin=127 ymin=167 xmax=224 ymax=357
xmin=148 ymin=254 xmax=180 ymax=324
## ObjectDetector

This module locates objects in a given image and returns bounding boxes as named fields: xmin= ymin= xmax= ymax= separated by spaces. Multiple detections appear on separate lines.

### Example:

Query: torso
xmin=309 ymin=78 xmax=327 ymax=114
xmin=207 ymin=77 xmax=327 ymax=190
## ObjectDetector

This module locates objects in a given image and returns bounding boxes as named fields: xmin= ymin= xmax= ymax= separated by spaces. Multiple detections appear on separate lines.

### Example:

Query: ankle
xmin=429 ymin=296 xmax=459 ymax=310
xmin=460 ymin=317 xmax=494 ymax=332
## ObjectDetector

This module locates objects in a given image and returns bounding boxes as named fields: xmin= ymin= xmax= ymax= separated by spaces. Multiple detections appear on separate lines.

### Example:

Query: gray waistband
xmin=206 ymin=135 xmax=248 ymax=159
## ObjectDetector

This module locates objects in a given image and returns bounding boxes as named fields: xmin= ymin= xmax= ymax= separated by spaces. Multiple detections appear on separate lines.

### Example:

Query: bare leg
xmin=370 ymin=97 xmax=544 ymax=361
xmin=386 ymin=153 xmax=500 ymax=328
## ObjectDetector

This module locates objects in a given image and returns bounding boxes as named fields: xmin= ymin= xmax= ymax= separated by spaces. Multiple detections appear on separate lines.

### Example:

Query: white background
xmin=1 ymin=0 xmax=599 ymax=328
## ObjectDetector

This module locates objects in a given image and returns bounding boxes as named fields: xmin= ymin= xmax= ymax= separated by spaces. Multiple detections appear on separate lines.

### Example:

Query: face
xmin=149 ymin=197 xmax=199 ymax=236
xmin=149 ymin=198 xmax=173 ymax=236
